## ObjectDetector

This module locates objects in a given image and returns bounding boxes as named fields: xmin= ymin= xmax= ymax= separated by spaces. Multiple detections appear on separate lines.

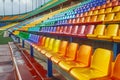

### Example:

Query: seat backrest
xmin=76 ymin=45 xmax=92 ymax=66
xmin=66 ymin=26 xmax=72 ymax=34
xmin=88 ymin=11 xmax=93 ymax=16
xmin=105 ymin=8 xmax=112 ymax=13
xmin=80 ymin=17 xmax=85 ymax=23
xmin=105 ymin=24 xmax=119 ymax=36
xmin=62 ymin=26 xmax=68 ymax=33
xmin=48 ymin=38 xmax=55 ymax=50
xmin=40 ymin=37 xmax=46 ymax=46
xmin=96 ymin=14 xmax=105 ymax=22
xmin=58 ymin=41 xmax=68 ymax=55
xmin=44 ymin=37 xmax=50 ymax=48
xmin=71 ymin=25 xmax=79 ymax=34
xmin=113 ymin=12 xmax=120 ymax=21
xmin=112 ymin=54 xmax=120 ymax=79
xmin=56 ymin=26 xmax=60 ymax=33
xmin=112 ymin=6 xmax=120 ymax=12
xmin=93 ymin=10 xmax=98 ymax=15
xmin=65 ymin=42 xmax=78 ymax=60
xmin=52 ymin=39 xmax=61 ymax=53
xmin=90 ymin=15 xmax=97 ymax=22
xmin=59 ymin=26 xmax=64 ymax=33
xmin=105 ymin=13 xmax=115 ymax=21
xmin=98 ymin=9 xmax=105 ymax=14
xmin=91 ymin=48 xmax=113 ymax=75
xmin=38 ymin=36 xmax=43 ymax=45
xmin=84 ymin=16 xmax=90 ymax=23
xmin=84 ymin=25 xmax=95 ymax=35
xmin=77 ymin=25 xmax=86 ymax=34
xmin=93 ymin=25 xmax=106 ymax=35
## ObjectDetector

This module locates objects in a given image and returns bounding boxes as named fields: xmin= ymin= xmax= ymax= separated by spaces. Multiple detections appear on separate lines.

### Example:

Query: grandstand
xmin=0 ymin=0 xmax=120 ymax=80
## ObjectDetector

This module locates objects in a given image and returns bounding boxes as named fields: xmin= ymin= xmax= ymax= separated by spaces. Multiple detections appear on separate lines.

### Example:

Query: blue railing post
xmin=113 ymin=42 xmax=119 ymax=59
xmin=22 ymin=40 xmax=25 ymax=48
xmin=30 ymin=45 xmax=34 ymax=57
xmin=47 ymin=59 xmax=53 ymax=77
xmin=70 ymin=37 xmax=73 ymax=42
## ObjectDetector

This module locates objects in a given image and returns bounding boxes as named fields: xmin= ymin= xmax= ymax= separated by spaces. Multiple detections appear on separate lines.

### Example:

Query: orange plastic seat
xmin=84 ymin=16 xmax=91 ymax=23
xmin=51 ymin=41 xmax=68 ymax=64
xmin=87 ymin=25 xmax=106 ymax=39
xmin=94 ymin=54 xmax=120 ymax=80
xmin=90 ymin=15 xmax=97 ymax=23
xmin=70 ymin=48 xmax=113 ymax=80
xmin=45 ymin=39 xmax=61 ymax=58
xmin=98 ymin=24 xmax=119 ymax=40
xmin=51 ymin=42 xmax=78 ymax=64
xmin=41 ymin=38 xmax=55 ymax=54
xmin=36 ymin=37 xmax=46 ymax=51
xmin=39 ymin=37 xmax=50 ymax=54
xmin=59 ymin=45 xmax=92 ymax=71
xmin=88 ymin=11 xmax=93 ymax=16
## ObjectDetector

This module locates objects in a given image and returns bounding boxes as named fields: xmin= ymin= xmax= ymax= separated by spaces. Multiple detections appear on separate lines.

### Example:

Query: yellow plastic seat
xmin=87 ymin=25 xmax=106 ymax=39
xmin=88 ymin=11 xmax=93 ymax=16
xmin=113 ymin=30 xmax=120 ymax=42
xmin=113 ymin=12 xmax=120 ymax=22
xmin=41 ymin=38 xmax=55 ymax=54
xmin=52 ymin=42 xmax=78 ymax=64
xmin=51 ymin=41 xmax=68 ymax=64
xmin=104 ymin=13 xmax=115 ymax=22
xmin=98 ymin=9 xmax=105 ymax=14
xmin=105 ymin=8 xmax=112 ymax=13
xmin=96 ymin=14 xmax=105 ymax=22
xmin=40 ymin=37 xmax=50 ymax=54
xmin=98 ymin=24 xmax=119 ymax=40
xmin=45 ymin=39 xmax=61 ymax=58
xmin=70 ymin=48 xmax=113 ymax=80
xmin=112 ymin=6 xmax=120 ymax=12
xmin=59 ymin=45 xmax=92 ymax=71
xmin=93 ymin=10 xmax=98 ymax=15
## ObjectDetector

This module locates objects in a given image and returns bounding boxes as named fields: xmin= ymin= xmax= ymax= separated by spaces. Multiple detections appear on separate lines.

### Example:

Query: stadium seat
xmin=45 ymin=39 xmax=61 ymax=58
xmin=51 ymin=41 xmax=68 ymax=64
xmin=39 ymin=37 xmax=50 ymax=53
xmin=87 ymin=25 xmax=106 ymax=39
xmin=96 ymin=14 xmax=105 ymax=22
xmin=113 ymin=12 xmax=120 ymax=21
xmin=41 ymin=38 xmax=55 ymax=54
xmin=59 ymin=45 xmax=92 ymax=71
xmin=104 ymin=13 xmax=115 ymax=22
xmin=98 ymin=24 xmax=119 ymax=40
xmin=35 ymin=36 xmax=46 ymax=51
xmin=98 ymin=9 xmax=105 ymax=14
xmin=51 ymin=42 xmax=78 ymax=63
xmin=70 ymin=48 xmax=113 ymax=80
xmin=113 ymin=29 xmax=120 ymax=42
xmin=94 ymin=54 xmax=120 ymax=80
xmin=112 ymin=6 xmax=120 ymax=12
xmin=105 ymin=8 xmax=112 ymax=13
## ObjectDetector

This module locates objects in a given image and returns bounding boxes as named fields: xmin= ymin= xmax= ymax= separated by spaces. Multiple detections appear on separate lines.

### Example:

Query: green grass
xmin=0 ymin=30 xmax=13 ymax=44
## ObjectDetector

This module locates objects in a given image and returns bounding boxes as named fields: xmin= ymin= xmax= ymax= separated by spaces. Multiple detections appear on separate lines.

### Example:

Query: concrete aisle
xmin=0 ymin=45 xmax=15 ymax=80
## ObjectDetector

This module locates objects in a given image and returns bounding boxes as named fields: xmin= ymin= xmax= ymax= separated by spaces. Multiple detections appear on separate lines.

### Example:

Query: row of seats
xmin=17 ymin=34 xmax=120 ymax=80
xmin=38 ymin=24 xmax=120 ymax=42
xmin=43 ymin=0 xmax=119 ymax=26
